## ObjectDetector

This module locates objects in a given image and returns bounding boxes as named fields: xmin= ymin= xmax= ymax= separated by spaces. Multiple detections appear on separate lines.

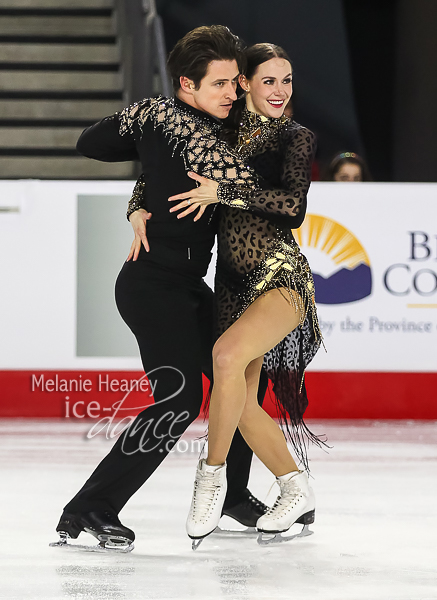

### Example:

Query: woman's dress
xmin=215 ymin=109 xmax=324 ymax=469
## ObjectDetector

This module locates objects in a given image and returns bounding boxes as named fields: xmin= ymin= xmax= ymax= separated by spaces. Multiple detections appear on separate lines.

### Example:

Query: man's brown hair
xmin=167 ymin=25 xmax=244 ymax=92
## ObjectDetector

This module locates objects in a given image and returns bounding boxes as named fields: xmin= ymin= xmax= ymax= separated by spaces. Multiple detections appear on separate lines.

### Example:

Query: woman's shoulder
xmin=278 ymin=120 xmax=317 ymax=153
xmin=281 ymin=119 xmax=315 ymax=140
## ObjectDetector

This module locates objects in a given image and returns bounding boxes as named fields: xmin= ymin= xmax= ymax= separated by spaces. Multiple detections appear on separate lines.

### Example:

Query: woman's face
xmin=241 ymin=57 xmax=292 ymax=118
xmin=334 ymin=162 xmax=363 ymax=182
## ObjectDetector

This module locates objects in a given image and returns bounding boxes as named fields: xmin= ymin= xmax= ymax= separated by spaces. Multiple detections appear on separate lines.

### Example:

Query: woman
xmin=323 ymin=151 xmax=372 ymax=181
xmin=168 ymin=43 xmax=325 ymax=546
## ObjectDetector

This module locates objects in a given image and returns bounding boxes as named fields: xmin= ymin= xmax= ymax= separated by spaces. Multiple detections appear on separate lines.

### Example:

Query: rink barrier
xmin=0 ymin=370 xmax=436 ymax=419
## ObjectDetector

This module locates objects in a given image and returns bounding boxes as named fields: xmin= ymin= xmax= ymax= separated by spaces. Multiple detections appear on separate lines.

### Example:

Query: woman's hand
xmin=127 ymin=208 xmax=152 ymax=261
xmin=168 ymin=171 xmax=219 ymax=221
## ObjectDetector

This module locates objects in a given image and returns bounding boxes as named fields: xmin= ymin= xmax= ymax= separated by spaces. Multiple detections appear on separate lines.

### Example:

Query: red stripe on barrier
xmin=302 ymin=372 xmax=437 ymax=420
xmin=0 ymin=370 xmax=436 ymax=419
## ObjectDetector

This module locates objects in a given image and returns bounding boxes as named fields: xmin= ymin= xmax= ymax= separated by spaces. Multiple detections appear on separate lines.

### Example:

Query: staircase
xmin=0 ymin=0 xmax=134 ymax=179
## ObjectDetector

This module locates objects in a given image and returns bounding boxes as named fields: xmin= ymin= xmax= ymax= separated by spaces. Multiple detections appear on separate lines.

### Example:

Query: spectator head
xmin=325 ymin=151 xmax=372 ymax=181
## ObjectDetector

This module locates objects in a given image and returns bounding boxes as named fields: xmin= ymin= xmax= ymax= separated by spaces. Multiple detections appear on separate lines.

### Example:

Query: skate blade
xmin=191 ymin=525 xmax=258 ymax=550
xmin=214 ymin=526 xmax=258 ymax=538
xmin=49 ymin=534 xmax=134 ymax=553
xmin=191 ymin=538 xmax=204 ymax=551
xmin=257 ymin=523 xmax=314 ymax=546
xmin=189 ymin=525 xmax=220 ymax=551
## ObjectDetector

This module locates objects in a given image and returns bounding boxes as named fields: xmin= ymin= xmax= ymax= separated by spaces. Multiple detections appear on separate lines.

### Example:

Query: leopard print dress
xmin=214 ymin=109 xmax=325 ymax=468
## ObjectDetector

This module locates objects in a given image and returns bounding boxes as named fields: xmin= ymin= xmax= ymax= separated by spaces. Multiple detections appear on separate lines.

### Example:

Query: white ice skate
xmin=256 ymin=470 xmax=315 ymax=545
xmin=186 ymin=459 xmax=227 ymax=550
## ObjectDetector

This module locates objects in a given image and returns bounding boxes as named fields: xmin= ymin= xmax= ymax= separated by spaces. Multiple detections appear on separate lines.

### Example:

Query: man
xmin=53 ymin=25 xmax=268 ymax=551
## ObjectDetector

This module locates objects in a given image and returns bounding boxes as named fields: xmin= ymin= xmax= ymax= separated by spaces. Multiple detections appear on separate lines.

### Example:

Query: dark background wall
xmin=393 ymin=0 xmax=437 ymax=182
xmin=342 ymin=1 xmax=397 ymax=181
xmin=156 ymin=0 xmax=437 ymax=182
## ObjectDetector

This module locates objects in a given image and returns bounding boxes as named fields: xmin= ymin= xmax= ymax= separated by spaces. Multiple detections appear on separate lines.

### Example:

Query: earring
xmin=240 ymin=77 xmax=249 ymax=92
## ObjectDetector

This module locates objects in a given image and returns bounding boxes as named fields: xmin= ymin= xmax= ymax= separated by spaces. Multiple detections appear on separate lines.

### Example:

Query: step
xmin=0 ymin=8 xmax=112 ymax=16
xmin=0 ymin=0 xmax=113 ymax=7
xmin=0 ymin=127 xmax=84 ymax=147
xmin=0 ymin=16 xmax=114 ymax=36
xmin=0 ymin=99 xmax=123 ymax=119
xmin=0 ymin=35 xmax=116 ymax=44
xmin=0 ymin=156 xmax=133 ymax=178
xmin=0 ymin=62 xmax=119 ymax=72
xmin=0 ymin=70 xmax=121 ymax=90
xmin=0 ymin=43 xmax=119 ymax=62
xmin=0 ymin=90 xmax=123 ymax=99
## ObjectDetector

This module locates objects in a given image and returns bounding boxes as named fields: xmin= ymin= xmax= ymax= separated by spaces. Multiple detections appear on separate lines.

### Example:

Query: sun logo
xmin=295 ymin=214 xmax=372 ymax=304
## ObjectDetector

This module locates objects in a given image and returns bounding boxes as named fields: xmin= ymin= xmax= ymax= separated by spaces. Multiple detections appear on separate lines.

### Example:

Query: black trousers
xmin=65 ymin=258 xmax=267 ymax=515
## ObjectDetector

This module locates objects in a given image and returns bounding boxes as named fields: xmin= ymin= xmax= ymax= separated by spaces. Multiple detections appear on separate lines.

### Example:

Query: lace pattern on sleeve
xmin=118 ymin=96 xmax=263 ymax=191
xmin=118 ymin=97 xmax=159 ymax=138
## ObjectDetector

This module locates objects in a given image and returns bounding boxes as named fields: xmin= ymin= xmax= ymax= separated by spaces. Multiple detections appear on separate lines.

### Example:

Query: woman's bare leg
xmin=238 ymin=356 xmax=298 ymax=475
xmin=207 ymin=288 xmax=302 ymax=474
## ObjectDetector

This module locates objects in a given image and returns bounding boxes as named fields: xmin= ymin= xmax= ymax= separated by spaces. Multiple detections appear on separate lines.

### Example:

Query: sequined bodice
xmin=217 ymin=109 xmax=316 ymax=276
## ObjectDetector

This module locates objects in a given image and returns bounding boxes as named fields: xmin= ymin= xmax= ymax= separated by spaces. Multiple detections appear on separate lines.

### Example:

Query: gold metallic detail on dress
xmin=235 ymin=108 xmax=288 ymax=158
xmin=217 ymin=108 xmax=288 ymax=207
xmin=235 ymin=238 xmax=322 ymax=347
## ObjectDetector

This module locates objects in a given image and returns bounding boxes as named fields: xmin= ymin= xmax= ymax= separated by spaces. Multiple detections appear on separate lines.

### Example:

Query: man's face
xmin=190 ymin=60 xmax=239 ymax=119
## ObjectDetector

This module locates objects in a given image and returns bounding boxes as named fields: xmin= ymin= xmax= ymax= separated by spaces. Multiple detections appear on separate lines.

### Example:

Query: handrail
xmin=115 ymin=0 xmax=171 ymax=106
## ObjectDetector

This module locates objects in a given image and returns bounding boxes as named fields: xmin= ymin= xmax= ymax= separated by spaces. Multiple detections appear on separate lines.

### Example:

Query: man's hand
xmin=168 ymin=171 xmax=219 ymax=221
xmin=127 ymin=208 xmax=152 ymax=261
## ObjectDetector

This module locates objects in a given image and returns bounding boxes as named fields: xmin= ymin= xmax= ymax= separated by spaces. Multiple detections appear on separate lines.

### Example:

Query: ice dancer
xmin=169 ymin=44 xmax=325 ymax=548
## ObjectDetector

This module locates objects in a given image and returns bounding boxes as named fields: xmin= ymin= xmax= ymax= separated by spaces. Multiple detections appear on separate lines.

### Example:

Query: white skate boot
xmin=186 ymin=459 xmax=227 ymax=550
xmin=256 ymin=470 xmax=315 ymax=545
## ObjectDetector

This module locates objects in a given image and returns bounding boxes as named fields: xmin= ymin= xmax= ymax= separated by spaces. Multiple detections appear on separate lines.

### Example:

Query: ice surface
xmin=0 ymin=419 xmax=436 ymax=600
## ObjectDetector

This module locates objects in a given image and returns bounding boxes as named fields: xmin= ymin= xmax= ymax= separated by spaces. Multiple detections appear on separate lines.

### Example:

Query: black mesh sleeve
xmin=217 ymin=126 xmax=316 ymax=226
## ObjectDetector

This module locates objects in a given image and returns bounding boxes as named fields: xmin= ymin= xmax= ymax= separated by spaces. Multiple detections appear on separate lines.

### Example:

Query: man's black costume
xmin=59 ymin=97 xmax=268 ymax=536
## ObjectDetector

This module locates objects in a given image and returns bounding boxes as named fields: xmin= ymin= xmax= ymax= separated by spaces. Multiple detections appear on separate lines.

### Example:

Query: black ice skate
xmin=216 ymin=489 xmax=269 ymax=538
xmin=49 ymin=511 xmax=135 ymax=553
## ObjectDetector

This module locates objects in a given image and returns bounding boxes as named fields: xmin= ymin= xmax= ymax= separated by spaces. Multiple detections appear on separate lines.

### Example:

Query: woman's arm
xmin=217 ymin=125 xmax=316 ymax=225
xmin=168 ymin=125 xmax=315 ymax=227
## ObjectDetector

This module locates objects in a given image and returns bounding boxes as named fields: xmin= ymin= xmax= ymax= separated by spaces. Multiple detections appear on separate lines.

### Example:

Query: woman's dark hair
xmin=221 ymin=43 xmax=292 ymax=145
xmin=322 ymin=151 xmax=373 ymax=181
xmin=243 ymin=43 xmax=291 ymax=80
xmin=167 ymin=25 xmax=244 ymax=92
